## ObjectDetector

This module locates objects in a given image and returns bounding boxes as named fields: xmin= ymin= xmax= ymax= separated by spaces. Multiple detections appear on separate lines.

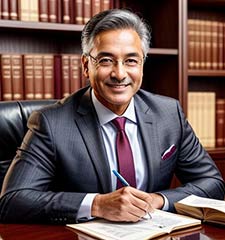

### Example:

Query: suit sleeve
xmin=0 ymin=110 xmax=86 ymax=224
xmin=159 ymin=100 xmax=225 ymax=212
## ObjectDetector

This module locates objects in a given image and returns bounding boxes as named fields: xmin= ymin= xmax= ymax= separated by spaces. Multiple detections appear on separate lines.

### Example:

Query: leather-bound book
xmin=74 ymin=0 xmax=83 ymax=24
xmin=216 ymin=99 xmax=225 ymax=147
xmin=30 ymin=0 xmax=39 ymax=21
xmin=1 ymin=0 xmax=9 ymax=19
xmin=9 ymin=0 xmax=19 ymax=20
xmin=19 ymin=0 xmax=30 ymax=21
xmin=100 ymin=0 xmax=110 ymax=11
xmin=39 ymin=0 xmax=48 ymax=22
xmin=49 ymin=0 xmax=58 ymax=23
xmin=24 ymin=54 xmax=35 ymax=100
xmin=1 ymin=54 xmax=13 ymax=100
xmin=61 ymin=54 xmax=70 ymax=98
xmin=91 ymin=0 xmax=100 ymax=17
xmin=211 ymin=19 xmax=218 ymax=70
xmin=11 ymin=55 xmax=24 ymax=100
xmin=33 ymin=55 xmax=44 ymax=99
xmin=70 ymin=54 xmax=81 ymax=93
xmin=62 ymin=0 xmax=72 ymax=24
xmin=83 ymin=0 xmax=91 ymax=24
xmin=43 ymin=54 xmax=55 ymax=99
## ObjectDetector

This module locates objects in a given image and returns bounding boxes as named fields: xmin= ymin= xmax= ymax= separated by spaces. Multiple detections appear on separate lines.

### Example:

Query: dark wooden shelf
xmin=188 ymin=69 xmax=225 ymax=77
xmin=0 ymin=20 xmax=84 ymax=32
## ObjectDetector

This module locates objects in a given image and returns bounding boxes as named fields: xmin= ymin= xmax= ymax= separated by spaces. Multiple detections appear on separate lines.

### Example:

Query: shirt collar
xmin=91 ymin=90 xmax=137 ymax=126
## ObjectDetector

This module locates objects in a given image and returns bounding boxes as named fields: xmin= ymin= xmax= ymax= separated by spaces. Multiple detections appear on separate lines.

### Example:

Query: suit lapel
xmin=134 ymin=94 xmax=161 ymax=192
xmin=74 ymin=89 xmax=112 ymax=193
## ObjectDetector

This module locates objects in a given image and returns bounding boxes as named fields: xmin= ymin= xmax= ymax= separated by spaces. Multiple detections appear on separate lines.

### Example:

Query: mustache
xmin=105 ymin=77 xmax=132 ymax=86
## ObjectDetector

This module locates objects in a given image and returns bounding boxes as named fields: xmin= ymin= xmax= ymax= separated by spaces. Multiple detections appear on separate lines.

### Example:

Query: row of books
xmin=187 ymin=91 xmax=225 ymax=148
xmin=188 ymin=14 xmax=225 ymax=70
xmin=0 ymin=53 xmax=86 ymax=101
xmin=0 ymin=0 xmax=113 ymax=24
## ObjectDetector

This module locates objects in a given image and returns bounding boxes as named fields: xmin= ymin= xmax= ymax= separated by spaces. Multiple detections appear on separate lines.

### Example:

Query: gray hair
xmin=81 ymin=9 xmax=151 ymax=57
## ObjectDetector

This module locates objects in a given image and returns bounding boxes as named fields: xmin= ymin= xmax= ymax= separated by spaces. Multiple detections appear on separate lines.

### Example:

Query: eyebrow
xmin=95 ymin=52 xmax=142 ymax=58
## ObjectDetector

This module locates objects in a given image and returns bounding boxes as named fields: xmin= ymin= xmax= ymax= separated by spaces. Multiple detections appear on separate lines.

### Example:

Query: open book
xmin=67 ymin=209 xmax=201 ymax=240
xmin=174 ymin=194 xmax=225 ymax=226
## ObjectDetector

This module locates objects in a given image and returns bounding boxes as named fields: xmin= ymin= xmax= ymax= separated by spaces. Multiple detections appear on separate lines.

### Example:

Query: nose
xmin=110 ymin=61 xmax=128 ymax=81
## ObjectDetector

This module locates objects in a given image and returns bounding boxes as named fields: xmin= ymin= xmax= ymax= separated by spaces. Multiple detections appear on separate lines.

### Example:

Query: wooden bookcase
xmin=1 ymin=0 xmax=224 ymax=182
xmin=182 ymin=0 xmax=225 ymax=181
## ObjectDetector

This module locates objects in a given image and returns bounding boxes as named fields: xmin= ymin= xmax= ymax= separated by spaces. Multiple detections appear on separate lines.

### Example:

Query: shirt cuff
xmin=160 ymin=193 xmax=169 ymax=211
xmin=77 ymin=193 xmax=98 ymax=221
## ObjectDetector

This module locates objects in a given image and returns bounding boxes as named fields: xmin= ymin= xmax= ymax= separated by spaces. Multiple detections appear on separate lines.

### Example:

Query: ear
xmin=81 ymin=54 xmax=89 ymax=78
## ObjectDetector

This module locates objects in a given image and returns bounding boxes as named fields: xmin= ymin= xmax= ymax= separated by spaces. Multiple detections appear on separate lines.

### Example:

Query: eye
xmin=124 ymin=58 xmax=140 ymax=66
xmin=98 ymin=57 xmax=114 ymax=66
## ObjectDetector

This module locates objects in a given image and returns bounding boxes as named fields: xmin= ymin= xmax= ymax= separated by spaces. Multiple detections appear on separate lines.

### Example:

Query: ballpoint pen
xmin=112 ymin=169 xmax=152 ymax=219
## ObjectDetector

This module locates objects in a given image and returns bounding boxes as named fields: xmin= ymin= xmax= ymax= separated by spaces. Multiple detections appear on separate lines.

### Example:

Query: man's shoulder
xmin=136 ymin=89 xmax=179 ymax=106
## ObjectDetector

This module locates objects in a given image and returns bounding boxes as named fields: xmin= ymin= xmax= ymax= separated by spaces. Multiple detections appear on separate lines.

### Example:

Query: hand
xmin=91 ymin=187 xmax=157 ymax=222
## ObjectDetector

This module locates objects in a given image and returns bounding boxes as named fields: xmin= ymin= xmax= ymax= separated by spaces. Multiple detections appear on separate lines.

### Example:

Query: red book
xmin=62 ymin=0 xmax=72 ymax=24
xmin=54 ymin=54 xmax=62 ymax=99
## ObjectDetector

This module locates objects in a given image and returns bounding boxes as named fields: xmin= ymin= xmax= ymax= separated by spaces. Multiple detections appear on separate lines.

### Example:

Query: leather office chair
xmin=0 ymin=99 xmax=57 ymax=190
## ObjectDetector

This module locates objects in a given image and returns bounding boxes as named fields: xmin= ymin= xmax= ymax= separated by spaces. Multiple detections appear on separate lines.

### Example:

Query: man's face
xmin=82 ymin=29 xmax=144 ymax=115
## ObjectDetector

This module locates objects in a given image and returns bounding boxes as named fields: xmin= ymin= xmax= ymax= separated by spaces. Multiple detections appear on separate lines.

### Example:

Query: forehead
xmin=92 ymin=29 xmax=143 ymax=56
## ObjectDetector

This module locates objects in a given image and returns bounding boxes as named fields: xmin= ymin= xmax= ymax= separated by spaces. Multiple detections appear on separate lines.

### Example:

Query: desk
xmin=0 ymin=223 xmax=224 ymax=240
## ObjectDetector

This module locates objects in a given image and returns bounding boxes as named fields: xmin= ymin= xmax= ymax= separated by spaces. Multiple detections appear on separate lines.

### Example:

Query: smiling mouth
xmin=107 ymin=83 xmax=130 ymax=88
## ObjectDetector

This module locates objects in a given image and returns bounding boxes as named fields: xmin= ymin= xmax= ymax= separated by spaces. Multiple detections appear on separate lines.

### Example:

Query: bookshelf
xmin=182 ymin=0 xmax=225 ymax=180
xmin=1 ymin=0 xmax=224 ymax=181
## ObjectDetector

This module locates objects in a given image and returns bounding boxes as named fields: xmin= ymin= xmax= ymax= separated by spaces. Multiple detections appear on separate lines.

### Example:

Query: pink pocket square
xmin=162 ymin=144 xmax=176 ymax=160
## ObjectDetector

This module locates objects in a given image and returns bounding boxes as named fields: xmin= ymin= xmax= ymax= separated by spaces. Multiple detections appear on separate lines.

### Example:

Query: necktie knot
xmin=112 ymin=117 xmax=126 ymax=131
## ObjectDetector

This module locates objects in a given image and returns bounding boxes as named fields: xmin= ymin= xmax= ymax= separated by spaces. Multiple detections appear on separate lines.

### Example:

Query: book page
xmin=177 ymin=195 xmax=225 ymax=213
xmin=67 ymin=210 xmax=201 ymax=240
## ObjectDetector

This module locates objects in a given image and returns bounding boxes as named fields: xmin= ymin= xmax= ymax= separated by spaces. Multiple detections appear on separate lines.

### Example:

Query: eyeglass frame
xmin=87 ymin=53 xmax=146 ymax=68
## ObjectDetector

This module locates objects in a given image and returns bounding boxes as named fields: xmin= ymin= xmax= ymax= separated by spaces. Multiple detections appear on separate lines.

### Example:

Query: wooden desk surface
xmin=0 ymin=223 xmax=224 ymax=240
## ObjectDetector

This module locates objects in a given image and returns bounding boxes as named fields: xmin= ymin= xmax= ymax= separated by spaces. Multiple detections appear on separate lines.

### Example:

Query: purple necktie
xmin=112 ymin=117 xmax=136 ymax=188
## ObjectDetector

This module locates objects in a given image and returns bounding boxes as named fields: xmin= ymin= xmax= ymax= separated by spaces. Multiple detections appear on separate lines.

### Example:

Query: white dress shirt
xmin=77 ymin=90 xmax=168 ymax=221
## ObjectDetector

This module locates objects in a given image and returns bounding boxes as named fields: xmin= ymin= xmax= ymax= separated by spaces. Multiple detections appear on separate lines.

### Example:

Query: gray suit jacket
xmin=0 ymin=87 xmax=224 ymax=224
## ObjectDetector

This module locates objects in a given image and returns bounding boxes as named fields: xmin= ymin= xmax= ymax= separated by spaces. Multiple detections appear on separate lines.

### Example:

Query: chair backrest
xmin=0 ymin=99 xmax=57 ymax=190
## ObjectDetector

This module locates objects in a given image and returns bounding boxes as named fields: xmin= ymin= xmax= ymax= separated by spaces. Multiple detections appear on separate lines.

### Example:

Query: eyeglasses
xmin=88 ymin=53 xmax=144 ymax=68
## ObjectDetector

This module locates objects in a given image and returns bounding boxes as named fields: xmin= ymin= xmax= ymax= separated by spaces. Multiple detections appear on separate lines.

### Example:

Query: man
xmin=0 ymin=9 xmax=224 ymax=224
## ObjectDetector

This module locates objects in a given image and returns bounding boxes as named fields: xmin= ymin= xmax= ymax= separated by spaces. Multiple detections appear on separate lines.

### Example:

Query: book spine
xmin=74 ymin=0 xmax=83 ymax=24
xmin=48 ymin=0 xmax=58 ymax=23
xmin=100 ymin=0 xmax=110 ymax=11
xmin=61 ymin=54 xmax=70 ymax=98
xmin=205 ymin=20 xmax=212 ymax=70
xmin=1 ymin=0 xmax=9 ymax=19
xmin=9 ymin=0 xmax=19 ymax=20
xmin=19 ymin=0 xmax=30 ymax=21
xmin=211 ymin=19 xmax=218 ymax=70
xmin=54 ymin=54 xmax=62 ymax=99
xmin=62 ymin=0 xmax=71 ymax=24
xmin=188 ymin=18 xmax=195 ymax=69
xmin=83 ymin=0 xmax=91 ymax=24
xmin=39 ymin=0 xmax=49 ymax=22
xmin=30 ymin=0 xmax=39 ymax=21
xmin=43 ymin=54 xmax=55 ymax=99
xmin=216 ymin=99 xmax=225 ymax=147
xmin=70 ymin=54 xmax=81 ymax=93
xmin=217 ymin=20 xmax=223 ymax=70
xmin=33 ymin=55 xmax=44 ymax=99
xmin=11 ymin=54 xmax=24 ymax=100
xmin=199 ymin=19 xmax=206 ymax=69
xmin=1 ymin=54 xmax=13 ymax=101
xmin=24 ymin=54 xmax=35 ymax=100
xmin=91 ymin=0 xmax=101 ymax=17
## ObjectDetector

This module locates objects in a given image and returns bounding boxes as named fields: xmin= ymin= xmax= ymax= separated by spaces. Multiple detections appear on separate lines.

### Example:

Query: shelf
xmin=0 ymin=20 xmax=84 ymax=32
xmin=149 ymin=48 xmax=178 ymax=55
xmin=188 ymin=69 xmax=225 ymax=77
xmin=207 ymin=148 xmax=225 ymax=160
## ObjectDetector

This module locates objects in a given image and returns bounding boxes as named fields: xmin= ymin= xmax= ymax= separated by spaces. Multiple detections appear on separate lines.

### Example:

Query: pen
xmin=112 ymin=170 xmax=152 ymax=219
